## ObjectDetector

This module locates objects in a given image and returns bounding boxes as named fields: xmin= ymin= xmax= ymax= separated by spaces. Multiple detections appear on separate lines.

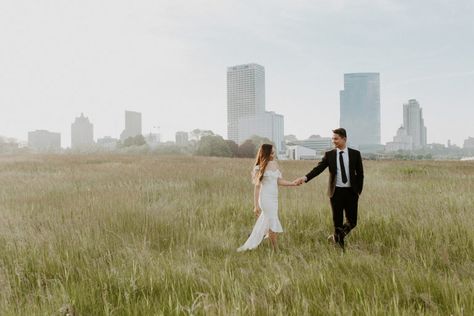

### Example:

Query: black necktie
xmin=339 ymin=151 xmax=348 ymax=184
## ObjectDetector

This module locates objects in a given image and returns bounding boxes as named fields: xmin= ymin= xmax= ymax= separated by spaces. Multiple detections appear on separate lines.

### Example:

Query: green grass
xmin=0 ymin=154 xmax=473 ymax=315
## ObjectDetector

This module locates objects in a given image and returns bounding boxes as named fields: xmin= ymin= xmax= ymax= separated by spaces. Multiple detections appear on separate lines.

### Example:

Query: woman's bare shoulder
xmin=267 ymin=161 xmax=279 ymax=170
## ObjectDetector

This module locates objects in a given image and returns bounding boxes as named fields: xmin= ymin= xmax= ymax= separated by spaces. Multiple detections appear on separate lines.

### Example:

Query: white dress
xmin=237 ymin=165 xmax=284 ymax=252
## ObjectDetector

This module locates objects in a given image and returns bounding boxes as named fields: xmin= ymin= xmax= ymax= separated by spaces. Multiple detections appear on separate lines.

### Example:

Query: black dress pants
xmin=330 ymin=187 xmax=359 ymax=237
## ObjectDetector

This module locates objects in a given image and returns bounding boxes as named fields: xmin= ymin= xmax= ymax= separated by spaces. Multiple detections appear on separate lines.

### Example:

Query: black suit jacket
xmin=305 ymin=148 xmax=364 ymax=197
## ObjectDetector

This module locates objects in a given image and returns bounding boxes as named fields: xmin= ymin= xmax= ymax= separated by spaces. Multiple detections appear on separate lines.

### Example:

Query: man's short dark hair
xmin=332 ymin=128 xmax=347 ymax=138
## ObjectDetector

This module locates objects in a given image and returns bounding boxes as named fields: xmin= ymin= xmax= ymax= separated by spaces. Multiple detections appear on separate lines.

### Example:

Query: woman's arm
xmin=278 ymin=178 xmax=298 ymax=186
xmin=272 ymin=162 xmax=297 ymax=186
xmin=253 ymin=183 xmax=261 ymax=217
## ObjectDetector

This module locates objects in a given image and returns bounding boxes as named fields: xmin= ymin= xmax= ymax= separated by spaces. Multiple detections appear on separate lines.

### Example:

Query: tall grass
xmin=0 ymin=154 xmax=473 ymax=315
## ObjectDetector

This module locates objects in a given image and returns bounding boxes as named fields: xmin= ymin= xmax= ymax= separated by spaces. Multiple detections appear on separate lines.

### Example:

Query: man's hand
xmin=292 ymin=177 xmax=306 ymax=186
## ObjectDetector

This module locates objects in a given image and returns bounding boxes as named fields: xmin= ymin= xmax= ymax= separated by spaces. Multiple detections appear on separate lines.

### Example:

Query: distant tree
xmin=249 ymin=135 xmax=273 ymax=147
xmin=236 ymin=135 xmax=273 ymax=158
xmin=120 ymin=135 xmax=147 ymax=147
xmin=190 ymin=129 xmax=215 ymax=141
xmin=237 ymin=140 xmax=257 ymax=158
xmin=195 ymin=135 xmax=232 ymax=157
xmin=225 ymin=140 xmax=239 ymax=157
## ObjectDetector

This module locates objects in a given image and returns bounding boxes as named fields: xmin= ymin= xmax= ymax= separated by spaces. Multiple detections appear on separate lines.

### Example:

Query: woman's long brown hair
xmin=253 ymin=144 xmax=273 ymax=184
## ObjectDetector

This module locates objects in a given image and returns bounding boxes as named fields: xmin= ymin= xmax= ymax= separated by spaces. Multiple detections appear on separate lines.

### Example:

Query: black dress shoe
xmin=335 ymin=232 xmax=345 ymax=250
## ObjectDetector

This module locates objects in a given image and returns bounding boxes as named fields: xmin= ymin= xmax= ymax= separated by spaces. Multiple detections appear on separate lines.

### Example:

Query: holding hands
xmin=292 ymin=177 xmax=306 ymax=186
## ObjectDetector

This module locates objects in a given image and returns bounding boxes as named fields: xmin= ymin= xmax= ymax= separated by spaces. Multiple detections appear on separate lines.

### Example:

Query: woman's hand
xmin=253 ymin=206 xmax=261 ymax=218
xmin=278 ymin=178 xmax=301 ymax=187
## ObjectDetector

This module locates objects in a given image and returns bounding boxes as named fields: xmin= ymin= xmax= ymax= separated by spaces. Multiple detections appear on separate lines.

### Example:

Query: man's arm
xmin=304 ymin=152 xmax=330 ymax=183
xmin=356 ymin=151 xmax=364 ymax=194
xmin=292 ymin=152 xmax=330 ymax=185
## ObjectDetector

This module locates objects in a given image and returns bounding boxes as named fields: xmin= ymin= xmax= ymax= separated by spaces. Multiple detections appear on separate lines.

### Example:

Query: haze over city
xmin=1 ymin=0 xmax=473 ymax=147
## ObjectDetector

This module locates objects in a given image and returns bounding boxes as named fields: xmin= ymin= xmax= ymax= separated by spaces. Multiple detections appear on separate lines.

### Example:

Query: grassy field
xmin=0 ymin=154 xmax=473 ymax=315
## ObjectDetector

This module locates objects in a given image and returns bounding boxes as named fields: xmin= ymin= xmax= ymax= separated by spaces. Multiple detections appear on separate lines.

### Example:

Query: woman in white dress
xmin=237 ymin=144 xmax=298 ymax=252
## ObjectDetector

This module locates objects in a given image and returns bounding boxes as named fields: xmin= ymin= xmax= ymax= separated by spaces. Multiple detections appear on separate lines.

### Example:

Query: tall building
xmin=120 ymin=111 xmax=142 ymax=141
xmin=464 ymin=137 xmax=474 ymax=149
xmin=238 ymin=111 xmax=284 ymax=152
xmin=403 ymin=99 xmax=427 ymax=148
xmin=386 ymin=126 xmax=414 ymax=152
xmin=175 ymin=131 xmax=189 ymax=146
xmin=227 ymin=63 xmax=265 ymax=143
xmin=71 ymin=113 xmax=94 ymax=150
xmin=340 ymin=73 xmax=381 ymax=148
xmin=28 ymin=130 xmax=61 ymax=152
xmin=227 ymin=63 xmax=285 ymax=151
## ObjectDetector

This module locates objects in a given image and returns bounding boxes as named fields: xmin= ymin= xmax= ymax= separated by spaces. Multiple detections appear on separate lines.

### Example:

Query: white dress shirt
xmin=336 ymin=147 xmax=351 ymax=187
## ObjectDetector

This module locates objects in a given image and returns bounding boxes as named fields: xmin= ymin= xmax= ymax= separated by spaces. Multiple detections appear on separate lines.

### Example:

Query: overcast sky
xmin=1 ymin=0 xmax=473 ymax=147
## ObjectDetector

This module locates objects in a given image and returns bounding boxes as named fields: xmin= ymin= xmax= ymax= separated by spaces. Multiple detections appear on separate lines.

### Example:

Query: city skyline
xmin=2 ymin=68 xmax=470 ymax=148
xmin=0 ymin=0 xmax=473 ymax=147
xmin=10 ymin=103 xmax=474 ymax=151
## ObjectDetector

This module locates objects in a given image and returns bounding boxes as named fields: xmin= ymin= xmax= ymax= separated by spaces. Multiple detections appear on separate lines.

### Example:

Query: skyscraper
xmin=227 ymin=63 xmax=265 ymax=143
xmin=464 ymin=137 xmax=474 ymax=149
xmin=340 ymin=73 xmax=381 ymax=148
xmin=120 ymin=111 xmax=142 ymax=140
xmin=71 ymin=113 xmax=94 ymax=150
xmin=403 ymin=99 xmax=427 ymax=148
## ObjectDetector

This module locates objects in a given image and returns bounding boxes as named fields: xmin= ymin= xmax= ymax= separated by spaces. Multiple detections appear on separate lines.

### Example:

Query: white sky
xmin=1 ymin=0 xmax=473 ymax=147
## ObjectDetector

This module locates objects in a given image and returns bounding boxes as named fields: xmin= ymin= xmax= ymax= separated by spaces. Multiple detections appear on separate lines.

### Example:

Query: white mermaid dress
xmin=237 ymin=166 xmax=283 ymax=252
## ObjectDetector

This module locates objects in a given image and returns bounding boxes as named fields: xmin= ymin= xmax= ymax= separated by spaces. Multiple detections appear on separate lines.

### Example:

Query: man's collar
xmin=337 ymin=147 xmax=348 ymax=153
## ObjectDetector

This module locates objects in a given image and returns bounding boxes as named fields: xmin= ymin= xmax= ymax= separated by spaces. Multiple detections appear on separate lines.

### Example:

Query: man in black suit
xmin=294 ymin=128 xmax=364 ymax=250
